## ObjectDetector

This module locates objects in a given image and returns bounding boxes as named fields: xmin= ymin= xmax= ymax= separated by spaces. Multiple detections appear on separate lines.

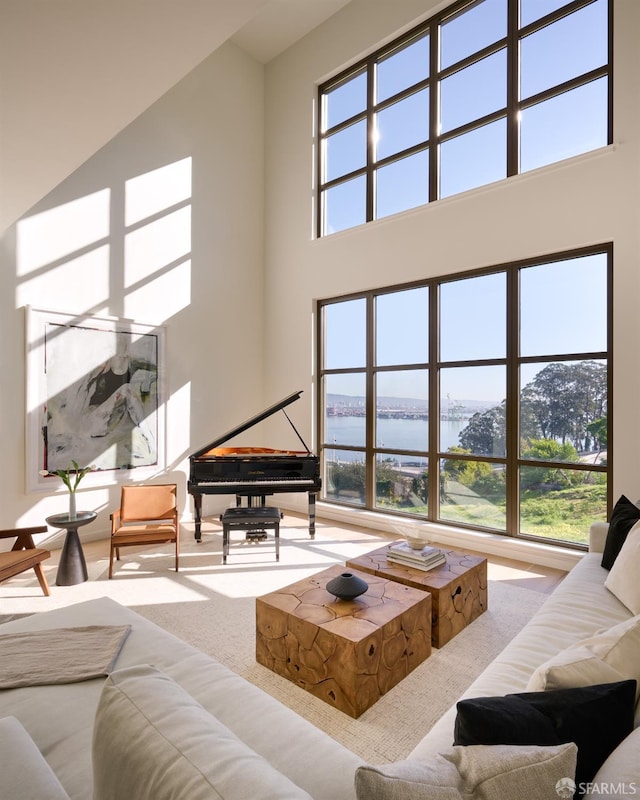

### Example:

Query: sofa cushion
xmin=526 ymin=615 xmax=640 ymax=700
xmin=453 ymin=680 xmax=636 ymax=790
xmin=0 ymin=716 xmax=71 ymax=800
xmin=354 ymin=742 xmax=577 ymax=800
xmin=92 ymin=664 xmax=313 ymax=800
xmin=605 ymin=525 xmax=640 ymax=614
xmin=584 ymin=727 xmax=640 ymax=798
xmin=601 ymin=497 xmax=640 ymax=569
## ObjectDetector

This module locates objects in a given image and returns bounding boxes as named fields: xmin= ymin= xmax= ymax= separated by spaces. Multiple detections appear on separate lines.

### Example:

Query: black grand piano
xmin=188 ymin=390 xmax=321 ymax=541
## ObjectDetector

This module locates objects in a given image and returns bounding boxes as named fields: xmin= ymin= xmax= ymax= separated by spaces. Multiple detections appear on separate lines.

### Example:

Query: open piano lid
xmin=191 ymin=390 xmax=310 ymax=459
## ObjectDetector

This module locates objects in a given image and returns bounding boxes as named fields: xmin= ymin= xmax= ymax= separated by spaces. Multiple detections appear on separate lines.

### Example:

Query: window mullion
xmin=428 ymin=278 xmax=439 ymax=521
xmin=607 ymin=0 xmax=614 ymax=145
xmin=316 ymin=85 xmax=323 ymax=238
xmin=366 ymin=293 xmax=375 ymax=507
xmin=506 ymin=0 xmax=519 ymax=177
xmin=429 ymin=19 xmax=439 ymax=202
xmin=366 ymin=61 xmax=375 ymax=223
xmin=506 ymin=266 xmax=520 ymax=536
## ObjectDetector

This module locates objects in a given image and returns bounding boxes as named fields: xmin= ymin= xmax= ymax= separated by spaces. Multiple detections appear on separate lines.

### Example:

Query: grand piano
xmin=188 ymin=390 xmax=321 ymax=541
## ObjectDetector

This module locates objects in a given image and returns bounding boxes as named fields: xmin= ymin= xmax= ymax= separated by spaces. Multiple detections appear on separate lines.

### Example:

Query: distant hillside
xmin=327 ymin=394 xmax=499 ymax=412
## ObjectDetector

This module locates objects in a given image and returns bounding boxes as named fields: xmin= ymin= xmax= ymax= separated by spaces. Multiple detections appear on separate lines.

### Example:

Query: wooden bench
xmin=0 ymin=527 xmax=51 ymax=596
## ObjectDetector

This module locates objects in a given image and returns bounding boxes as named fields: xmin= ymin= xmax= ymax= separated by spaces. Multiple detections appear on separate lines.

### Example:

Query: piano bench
xmin=220 ymin=506 xmax=283 ymax=564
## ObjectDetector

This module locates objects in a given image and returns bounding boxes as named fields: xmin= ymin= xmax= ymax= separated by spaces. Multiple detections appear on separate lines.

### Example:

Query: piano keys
xmin=188 ymin=391 xmax=321 ymax=541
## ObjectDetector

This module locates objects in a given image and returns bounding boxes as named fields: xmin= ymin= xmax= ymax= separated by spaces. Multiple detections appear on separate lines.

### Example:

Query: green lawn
xmin=439 ymin=483 xmax=606 ymax=545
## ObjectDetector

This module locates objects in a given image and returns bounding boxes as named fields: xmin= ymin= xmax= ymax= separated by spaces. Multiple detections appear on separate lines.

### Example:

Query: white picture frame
xmin=26 ymin=306 xmax=166 ymax=492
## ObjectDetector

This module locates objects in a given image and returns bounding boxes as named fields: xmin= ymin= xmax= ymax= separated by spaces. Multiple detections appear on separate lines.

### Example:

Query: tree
xmin=459 ymin=402 xmax=506 ymax=456
xmin=329 ymin=461 xmax=365 ymax=500
xmin=520 ymin=439 xmax=582 ymax=489
xmin=520 ymin=361 xmax=607 ymax=452
xmin=586 ymin=416 xmax=608 ymax=463
xmin=441 ymin=447 xmax=504 ymax=499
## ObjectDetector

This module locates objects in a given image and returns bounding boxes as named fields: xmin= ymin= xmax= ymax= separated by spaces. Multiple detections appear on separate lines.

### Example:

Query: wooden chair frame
xmin=109 ymin=484 xmax=179 ymax=578
xmin=0 ymin=526 xmax=51 ymax=596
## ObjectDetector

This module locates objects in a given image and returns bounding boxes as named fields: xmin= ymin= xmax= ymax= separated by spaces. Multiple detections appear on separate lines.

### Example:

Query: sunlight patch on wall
xmin=16 ymin=244 xmax=110 ymax=311
xmin=125 ymin=157 xmax=192 ymax=226
xmin=124 ymin=206 xmax=191 ymax=285
xmin=124 ymin=259 xmax=191 ymax=321
xmin=166 ymin=381 xmax=191 ymax=466
xmin=16 ymin=157 xmax=192 ymax=493
xmin=16 ymin=189 xmax=111 ymax=276
xmin=123 ymin=158 xmax=192 ymax=320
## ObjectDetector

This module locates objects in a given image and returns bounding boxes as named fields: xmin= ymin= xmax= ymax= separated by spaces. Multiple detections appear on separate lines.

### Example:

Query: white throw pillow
xmin=0 ymin=716 xmax=71 ymax=800
xmin=354 ymin=742 xmax=577 ymax=800
xmin=605 ymin=524 xmax=640 ymax=614
xmin=526 ymin=614 xmax=640 ymax=699
xmin=584 ymin=727 xmax=640 ymax=798
xmin=92 ymin=664 xmax=313 ymax=800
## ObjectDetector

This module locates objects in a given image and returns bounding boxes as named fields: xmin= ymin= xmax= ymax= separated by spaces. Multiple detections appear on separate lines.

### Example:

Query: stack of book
xmin=387 ymin=541 xmax=447 ymax=571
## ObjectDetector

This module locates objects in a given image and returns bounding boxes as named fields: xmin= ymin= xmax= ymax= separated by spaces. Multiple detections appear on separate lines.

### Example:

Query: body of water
xmin=325 ymin=416 xmax=468 ymax=462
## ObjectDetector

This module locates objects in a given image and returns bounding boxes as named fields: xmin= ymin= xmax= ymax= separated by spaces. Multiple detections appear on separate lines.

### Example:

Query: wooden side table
xmin=256 ymin=564 xmax=431 ymax=718
xmin=46 ymin=512 xmax=97 ymax=586
xmin=346 ymin=545 xmax=487 ymax=648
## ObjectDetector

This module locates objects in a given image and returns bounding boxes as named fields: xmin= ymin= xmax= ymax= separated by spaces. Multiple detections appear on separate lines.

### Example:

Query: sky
xmin=320 ymin=0 xmax=608 ymax=404
xmin=324 ymin=251 xmax=608 ymax=403
xmin=321 ymin=0 xmax=607 ymax=233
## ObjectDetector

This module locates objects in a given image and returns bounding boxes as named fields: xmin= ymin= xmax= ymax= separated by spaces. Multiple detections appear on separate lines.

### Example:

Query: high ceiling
xmin=232 ymin=0 xmax=353 ymax=63
xmin=0 ymin=0 xmax=353 ymax=234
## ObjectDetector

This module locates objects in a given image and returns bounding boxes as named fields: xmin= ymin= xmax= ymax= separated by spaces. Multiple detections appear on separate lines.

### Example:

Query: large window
xmin=317 ymin=0 xmax=611 ymax=236
xmin=317 ymin=246 xmax=611 ymax=547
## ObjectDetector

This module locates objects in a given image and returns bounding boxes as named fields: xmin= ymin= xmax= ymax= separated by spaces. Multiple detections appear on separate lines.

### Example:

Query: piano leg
xmin=193 ymin=493 xmax=203 ymax=543
xmin=309 ymin=492 xmax=316 ymax=539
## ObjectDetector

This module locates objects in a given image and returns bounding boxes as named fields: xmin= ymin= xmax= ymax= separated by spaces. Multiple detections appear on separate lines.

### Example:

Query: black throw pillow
xmin=602 ymin=495 xmax=640 ymax=569
xmin=454 ymin=680 xmax=636 ymax=794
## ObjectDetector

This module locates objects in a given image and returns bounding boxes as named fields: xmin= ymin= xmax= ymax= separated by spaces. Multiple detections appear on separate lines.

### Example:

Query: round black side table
xmin=46 ymin=511 xmax=97 ymax=586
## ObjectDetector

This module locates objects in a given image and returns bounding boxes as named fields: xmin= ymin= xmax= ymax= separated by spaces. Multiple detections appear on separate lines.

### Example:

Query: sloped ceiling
xmin=0 ymin=0 xmax=354 ymax=235
xmin=231 ymin=0 xmax=352 ymax=64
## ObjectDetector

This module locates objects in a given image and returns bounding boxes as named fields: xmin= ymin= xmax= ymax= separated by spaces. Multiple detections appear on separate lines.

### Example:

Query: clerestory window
xmin=317 ymin=0 xmax=611 ymax=237
xmin=316 ymin=245 xmax=611 ymax=548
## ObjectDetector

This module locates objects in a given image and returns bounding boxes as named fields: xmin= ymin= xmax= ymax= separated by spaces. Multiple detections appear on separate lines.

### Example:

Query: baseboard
xmin=39 ymin=497 xmax=584 ymax=572
xmin=311 ymin=502 xmax=584 ymax=573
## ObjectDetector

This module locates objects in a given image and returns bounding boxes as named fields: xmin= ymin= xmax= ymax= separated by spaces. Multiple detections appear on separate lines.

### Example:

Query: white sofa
xmin=410 ymin=522 xmax=640 ymax=761
xmin=0 ymin=522 xmax=638 ymax=799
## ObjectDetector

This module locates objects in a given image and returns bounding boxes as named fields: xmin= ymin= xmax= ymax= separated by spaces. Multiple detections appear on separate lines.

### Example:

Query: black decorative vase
xmin=325 ymin=571 xmax=368 ymax=601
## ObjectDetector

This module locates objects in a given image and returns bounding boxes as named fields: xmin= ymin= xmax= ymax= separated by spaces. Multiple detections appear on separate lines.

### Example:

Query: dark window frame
xmin=316 ymin=243 xmax=612 ymax=549
xmin=316 ymin=0 xmax=613 ymax=238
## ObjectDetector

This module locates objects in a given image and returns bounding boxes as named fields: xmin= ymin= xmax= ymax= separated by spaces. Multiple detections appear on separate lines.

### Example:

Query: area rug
xmin=0 ymin=517 xmax=549 ymax=763
xmin=134 ymin=577 xmax=547 ymax=763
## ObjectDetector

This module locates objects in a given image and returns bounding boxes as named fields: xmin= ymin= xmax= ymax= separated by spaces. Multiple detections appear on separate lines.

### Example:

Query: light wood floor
xmin=46 ymin=514 xmax=568 ymax=596
xmin=484 ymin=553 xmax=566 ymax=594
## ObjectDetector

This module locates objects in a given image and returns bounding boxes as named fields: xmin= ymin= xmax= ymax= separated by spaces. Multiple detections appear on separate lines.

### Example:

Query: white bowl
xmin=406 ymin=537 xmax=426 ymax=550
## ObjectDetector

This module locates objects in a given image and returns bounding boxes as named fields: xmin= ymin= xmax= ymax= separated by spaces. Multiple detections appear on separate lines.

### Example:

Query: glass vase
xmin=68 ymin=492 xmax=77 ymax=520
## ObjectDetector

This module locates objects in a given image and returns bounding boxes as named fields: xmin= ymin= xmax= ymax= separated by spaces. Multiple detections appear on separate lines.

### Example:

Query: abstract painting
xmin=26 ymin=307 xmax=165 ymax=491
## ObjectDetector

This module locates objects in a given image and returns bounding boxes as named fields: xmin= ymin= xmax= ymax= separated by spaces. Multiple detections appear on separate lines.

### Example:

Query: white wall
xmin=2 ymin=0 xmax=638 ymax=563
xmin=263 ymin=0 xmax=640 ymax=517
xmin=0 ymin=0 xmax=269 ymax=233
xmin=0 ymin=41 xmax=266 ymax=543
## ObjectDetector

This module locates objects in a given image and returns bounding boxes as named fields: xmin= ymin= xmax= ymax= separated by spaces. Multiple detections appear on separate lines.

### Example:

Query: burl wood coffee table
xmin=255 ymin=564 xmax=432 ymax=718
xmin=346 ymin=545 xmax=487 ymax=648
